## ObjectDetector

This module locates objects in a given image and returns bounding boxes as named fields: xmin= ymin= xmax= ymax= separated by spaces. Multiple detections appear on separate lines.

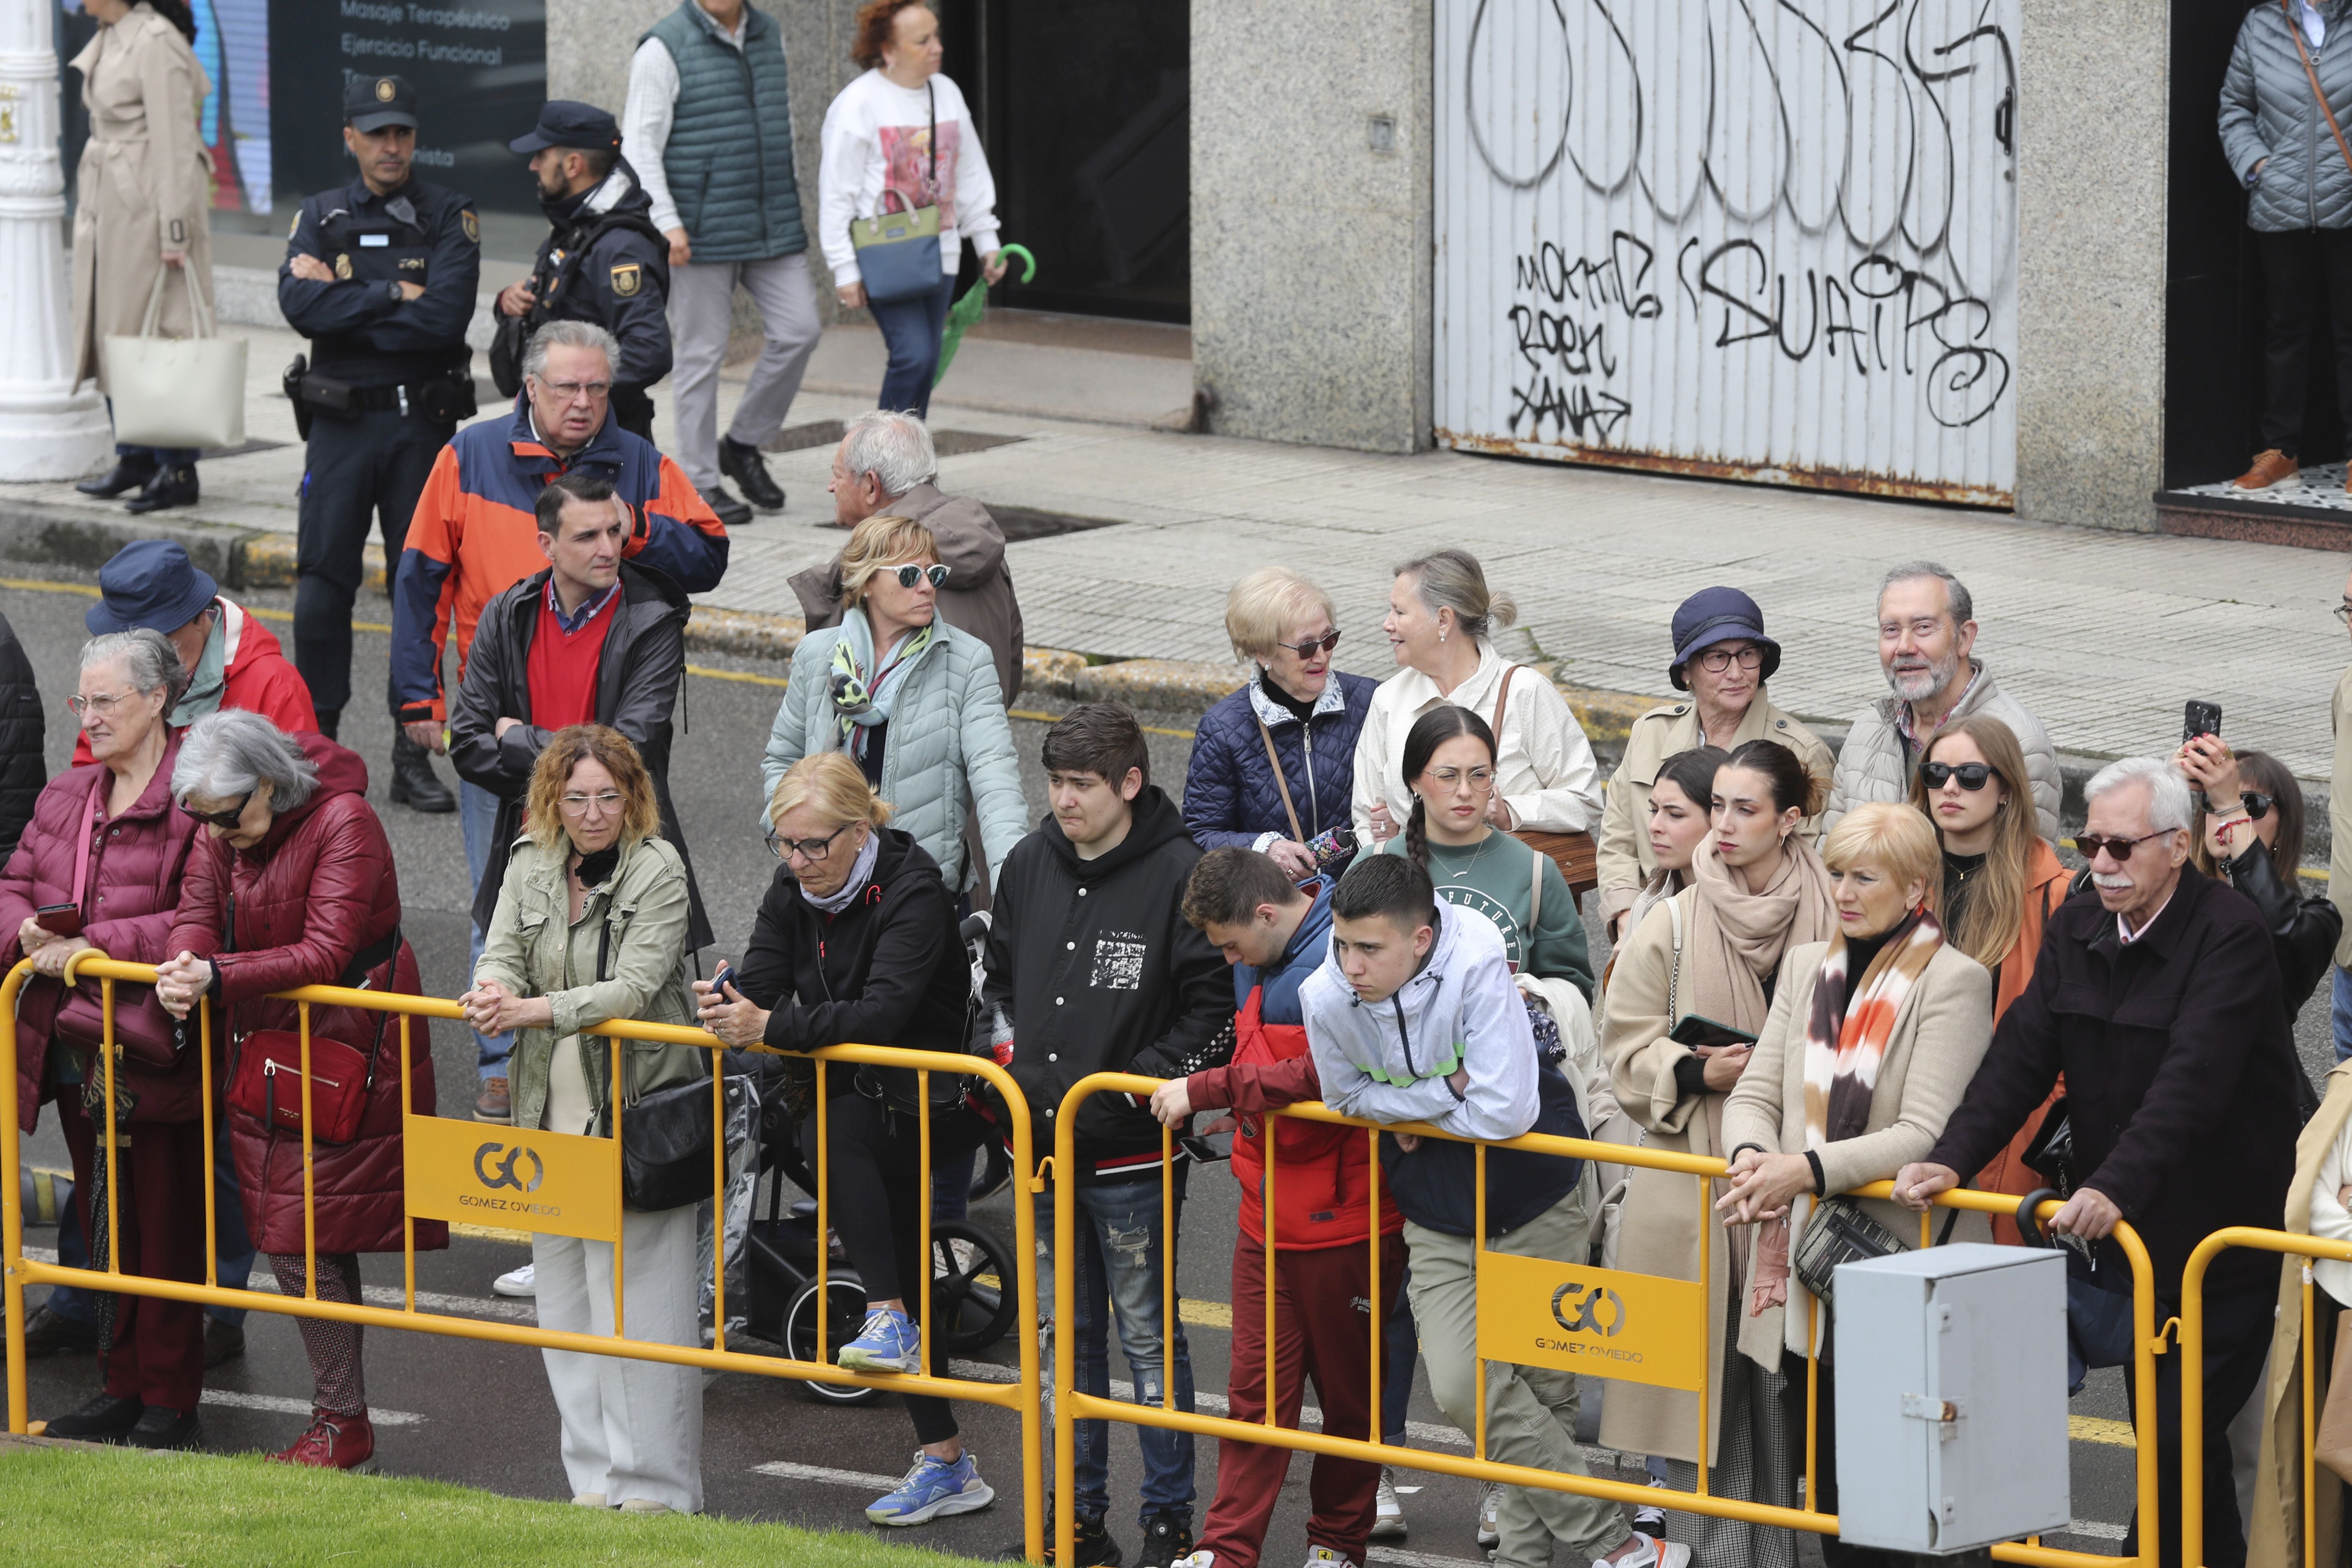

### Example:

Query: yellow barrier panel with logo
xmin=1051 ymin=1071 xmax=2163 ymax=1568
xmin=0 ymin=956 xmax=1047 ymax=1562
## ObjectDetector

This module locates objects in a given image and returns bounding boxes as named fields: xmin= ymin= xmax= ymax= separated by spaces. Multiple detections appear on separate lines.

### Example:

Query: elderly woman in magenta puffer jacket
xmin=154 ymin=709 xmax=442 ymax=1475
xmin=1183 ymin=568 xmax=1378 ymax=879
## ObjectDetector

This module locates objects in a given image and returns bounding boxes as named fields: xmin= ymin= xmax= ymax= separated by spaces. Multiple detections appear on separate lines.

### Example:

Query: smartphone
xmin=34 ymin=903 xmax=83 ymax=939
xmin=708 ymin=962 xmax=739 ymax=998
xmin=1669 ymin=1014 xmax=1758 ymax=1050
xmin=2183 ymin=700 xmax=2223 ymax=743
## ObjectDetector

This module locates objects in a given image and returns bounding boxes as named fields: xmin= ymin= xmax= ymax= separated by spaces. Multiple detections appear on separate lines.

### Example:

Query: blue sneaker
xmin=866 ymin=1449 xmax=995 ymax=1526
xmin=839 ymin=1305 xmax=922 ymax=1372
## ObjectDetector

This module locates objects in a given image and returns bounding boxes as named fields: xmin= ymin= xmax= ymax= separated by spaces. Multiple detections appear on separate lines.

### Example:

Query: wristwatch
xmin=384 ymin=279 xmax=404 ymax=306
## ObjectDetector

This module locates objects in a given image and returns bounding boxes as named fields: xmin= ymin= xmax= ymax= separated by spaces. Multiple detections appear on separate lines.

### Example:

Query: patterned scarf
xmin=1750 ymin=905 xmax=1943 ymax=1314
xmin=828 ymin=608 xmax=936 ymax=767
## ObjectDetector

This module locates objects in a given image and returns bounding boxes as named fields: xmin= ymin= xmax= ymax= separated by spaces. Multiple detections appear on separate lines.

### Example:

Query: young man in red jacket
xmin=1152 ymin=848 xmax=1404 ymax=1568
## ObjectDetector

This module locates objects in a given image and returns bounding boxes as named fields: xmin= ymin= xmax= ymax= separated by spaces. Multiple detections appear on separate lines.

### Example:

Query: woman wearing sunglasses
xmin=2177 ymin=735 xmax=2340 ymax=1015
xmin=761 ymin=511 xmax=1024 ymax=919
xmin=1905 ymin=716 xmax=2071 ymax=1242
xmin=462 ymin=723 xmax=706 ymax=1513
xmin=696 ymin=752 xmax=996 ymax=1528
xmin=1184 ymin=567 xmax=1378 ymax=879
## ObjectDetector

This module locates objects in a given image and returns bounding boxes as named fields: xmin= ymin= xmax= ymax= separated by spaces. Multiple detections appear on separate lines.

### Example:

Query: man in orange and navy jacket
xmin=389 ymin=321 xmax=725 ymax=1122
xmin=1153 ymin=848 xmax=1405 ymax=1568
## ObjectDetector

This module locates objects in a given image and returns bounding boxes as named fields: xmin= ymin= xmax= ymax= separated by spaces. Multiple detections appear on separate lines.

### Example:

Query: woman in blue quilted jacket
xmin=1182 ymin=569 xmax=1378 ymax=879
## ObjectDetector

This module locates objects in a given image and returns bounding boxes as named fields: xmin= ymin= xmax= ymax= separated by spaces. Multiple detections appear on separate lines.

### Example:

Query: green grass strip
xmin=0 ymin=1444 xmax=1000 ymax=1568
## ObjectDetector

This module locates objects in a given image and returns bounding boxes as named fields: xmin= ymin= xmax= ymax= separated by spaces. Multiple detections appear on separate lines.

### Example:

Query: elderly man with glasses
xmin=391 ymin=318 xmax=728 ymax=1125
xmin=1896 ymin=756 xmax=2302 ymax=1568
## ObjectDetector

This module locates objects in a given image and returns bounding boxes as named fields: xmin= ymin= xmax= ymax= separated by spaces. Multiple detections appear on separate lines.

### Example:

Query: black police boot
xmin=389 ymin=732 xmax=456 ymax=814
xmin=314 ymin=708 xmax=340 ymax=742
xmin=123 ymin=463 xmax=199 ymax=514
xmin=43 ymin=1390 xmax=142 ymax=1442
xmin=76 ymin=451 xmax=158 ymax=498
xmin=704 ymin=481 xmax=753 ymax=529
xmin=719 ymin=436 xmax=784 ymax=512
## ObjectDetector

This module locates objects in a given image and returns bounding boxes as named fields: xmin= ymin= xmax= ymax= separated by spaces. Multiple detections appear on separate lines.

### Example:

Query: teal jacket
xmin=760 ymin=620 xmax=1027 ymax=894
xmin=643 ymin=0 xmax=806 ymax=261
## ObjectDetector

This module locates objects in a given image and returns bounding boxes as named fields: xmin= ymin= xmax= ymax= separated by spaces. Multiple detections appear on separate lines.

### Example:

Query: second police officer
xmin=278 ymin=73 xmax=478 ymax=814
xmin=489 ymin=101 xmax=672 ymax=442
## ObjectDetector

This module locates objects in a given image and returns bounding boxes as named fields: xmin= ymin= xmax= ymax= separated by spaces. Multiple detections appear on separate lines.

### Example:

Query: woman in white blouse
xmin=819 ymin=0 xmax=1006 ymax=419
xmin=1354 ymin=548 xmax=1602 ymax=849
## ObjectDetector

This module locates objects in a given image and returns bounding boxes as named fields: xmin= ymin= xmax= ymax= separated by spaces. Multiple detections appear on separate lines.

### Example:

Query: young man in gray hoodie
xmin=1302 ymin=855 xmax=1688 ymax=1568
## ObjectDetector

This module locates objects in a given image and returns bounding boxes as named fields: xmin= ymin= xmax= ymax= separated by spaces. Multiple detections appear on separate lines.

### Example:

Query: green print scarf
xmin=828 ymin=608 xmax=936 ymax=769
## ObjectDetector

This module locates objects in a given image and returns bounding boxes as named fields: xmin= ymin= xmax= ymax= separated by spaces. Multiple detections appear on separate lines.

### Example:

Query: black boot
xmin=719 ymin=436 xmax=784 ymax=512
xmin=43 ymin=1390 xmax=142 ymax=1442
xmin=389 ymin=732 xmax=455 ymax=813
xmin=314 ymin=707 xmax=340 ymax=742
xmin=76 ymin=451 xmax=158 ymax=498
xmin=123 ymin=1405 xmax=203 ymax=1451
xmin=123 ymin=463 xmax=199 ymax=514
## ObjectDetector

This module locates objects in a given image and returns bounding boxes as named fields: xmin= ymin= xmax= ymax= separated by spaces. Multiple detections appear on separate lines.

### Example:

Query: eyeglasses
xmin=1426 ymin=766 xmax=1494 ymax=790
xmin=558 ymin=790 xmax=626 ymax=817
xmin=887 ymin=563 xmax=951 ymax=589
xmin=67 ymin=689 xmax=142 ymax=719
xmin=1920 ymin=761 xmax=1994 ymax=791
xmin=539 ymin=380 xmax=612 ymax=404
xmin=2335 ymin=601 xmax=2352 ymax=624
xmin=178 ymin=790 xmax=253 ymax=830
xmin=766 ymin=821 xmax=851 ymax=861
xmin=2076 ymin=829 xmax=2171 ymax=861
xmin=1274 ymin=630 xmax=1341 ymax=658
xmin=1695 ymin=646 xmax=1764 ymax=674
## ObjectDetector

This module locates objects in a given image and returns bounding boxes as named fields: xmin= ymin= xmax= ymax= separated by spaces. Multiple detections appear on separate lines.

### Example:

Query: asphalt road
xmin=3 ymin=567 xmax=2293 ymax=1560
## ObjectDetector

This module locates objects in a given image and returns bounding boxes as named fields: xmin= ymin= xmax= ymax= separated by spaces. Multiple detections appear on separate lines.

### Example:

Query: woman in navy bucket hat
xmin=1594 ymin=588 xmax=1833 ymax=940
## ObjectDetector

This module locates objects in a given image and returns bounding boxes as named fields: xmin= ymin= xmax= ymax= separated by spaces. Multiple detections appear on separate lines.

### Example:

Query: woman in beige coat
xmin=1597 ymin=739 xmax=1836 ymax=1567
xmin=68 ymin=0 xmax=214 ymax=514
xmin=2247 ymin=1061 xmax=2352 ymax=1568
xmin=1715 ymin=802 xmax=1993 ymax=1568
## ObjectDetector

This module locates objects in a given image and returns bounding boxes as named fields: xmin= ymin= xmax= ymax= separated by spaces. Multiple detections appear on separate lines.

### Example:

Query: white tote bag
xmin=104 ymin=266 xmax=245 ymax=450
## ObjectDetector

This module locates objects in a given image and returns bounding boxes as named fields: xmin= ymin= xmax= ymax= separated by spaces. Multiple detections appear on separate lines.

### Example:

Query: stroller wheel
xmin=785 ymin=1276 xmax=880 ymax=1404
xmin=930 ymin=1219 xmax=1017 ymax=1353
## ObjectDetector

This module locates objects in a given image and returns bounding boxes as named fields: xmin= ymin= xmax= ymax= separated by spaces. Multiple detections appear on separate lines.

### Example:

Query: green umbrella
xmin=934 ymin=244 xmax=1036 ymax=386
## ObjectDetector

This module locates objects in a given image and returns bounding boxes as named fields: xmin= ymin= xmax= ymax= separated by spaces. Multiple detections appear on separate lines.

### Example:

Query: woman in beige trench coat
xmin=67 ymin=0 xmax=214 ymax=514
xmin=2248 ymin=1061 xmax=2352 ymax=1568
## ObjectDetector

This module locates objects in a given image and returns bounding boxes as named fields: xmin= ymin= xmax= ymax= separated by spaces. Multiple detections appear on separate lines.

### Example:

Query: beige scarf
xmin=1684 ymin=835 xmax=1838 ymax=1034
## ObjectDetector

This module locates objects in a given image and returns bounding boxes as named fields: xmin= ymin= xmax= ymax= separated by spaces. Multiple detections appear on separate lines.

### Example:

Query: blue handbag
xmin=849 ymin=82 xmax=945 ymax=305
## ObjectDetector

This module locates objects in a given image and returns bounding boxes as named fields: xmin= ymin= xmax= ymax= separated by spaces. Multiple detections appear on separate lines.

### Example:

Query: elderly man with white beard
xmin=1819 ymin=561 xmax=2061 ymax=839
xmin=1894 ymin=757 xmax=2301 ymax=1568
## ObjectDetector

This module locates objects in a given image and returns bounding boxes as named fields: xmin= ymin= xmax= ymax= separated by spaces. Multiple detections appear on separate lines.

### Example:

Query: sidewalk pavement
xmin=6 ymin=304 xmax=2349 ymax=787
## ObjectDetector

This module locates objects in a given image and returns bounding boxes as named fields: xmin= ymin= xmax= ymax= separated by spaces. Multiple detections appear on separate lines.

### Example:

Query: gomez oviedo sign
xmin=1476 ymin=1252 xmax=1706 ymax=1391
xmin=404 ymin=1113 xmax=619 ymax=1242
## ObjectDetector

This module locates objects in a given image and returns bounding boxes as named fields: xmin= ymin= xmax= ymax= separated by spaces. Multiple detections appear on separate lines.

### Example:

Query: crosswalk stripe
xmin=198 ymin=1388 xmax=425 ymax=1427
xmin=753 ymin=1460 xmax=900 ymax=1489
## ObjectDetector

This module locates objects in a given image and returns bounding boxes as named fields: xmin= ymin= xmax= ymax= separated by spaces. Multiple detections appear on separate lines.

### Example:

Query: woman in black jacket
xmin=2179 ymin=737 xmax=2341 ymax=1016
xmin=694 ymin=752 xmax=992 ymax=1530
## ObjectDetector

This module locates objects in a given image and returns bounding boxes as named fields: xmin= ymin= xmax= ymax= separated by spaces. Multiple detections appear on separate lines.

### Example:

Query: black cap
xmin=86 ymin=541 xmax=217 ymax=637
xmin=510 ymin=101 xmax=622 ymax=156
xmin=344 ymin=74 xmax=419 ymax=133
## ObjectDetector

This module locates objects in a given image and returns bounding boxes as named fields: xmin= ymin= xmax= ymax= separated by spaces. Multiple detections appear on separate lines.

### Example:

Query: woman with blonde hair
xmin=464 ymin=724 xmax=706 ymax=1513
xmin=1716 ymin=802 xmax=1994 ymax=1567
xmin=1184 ymin=567 xmax=1378 ymax=876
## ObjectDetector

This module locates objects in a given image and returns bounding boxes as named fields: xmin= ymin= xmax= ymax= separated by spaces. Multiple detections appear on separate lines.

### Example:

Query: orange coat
xmin=1968 ymin=836 xmax=2074 ymax=1242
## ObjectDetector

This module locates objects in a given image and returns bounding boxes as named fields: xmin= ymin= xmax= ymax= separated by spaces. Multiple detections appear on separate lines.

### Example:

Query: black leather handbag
xmin=617 ymin=1073 xmax=748 ymax=1212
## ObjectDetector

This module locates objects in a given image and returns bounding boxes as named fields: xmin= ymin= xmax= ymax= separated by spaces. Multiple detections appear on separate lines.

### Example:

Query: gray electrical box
xmin=1833 ymin=1243 xmax=2070 ymax=1554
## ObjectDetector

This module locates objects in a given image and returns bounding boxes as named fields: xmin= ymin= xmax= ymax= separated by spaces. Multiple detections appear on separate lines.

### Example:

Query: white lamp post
xmin=0 ymin=0 xmax=114 ymax=481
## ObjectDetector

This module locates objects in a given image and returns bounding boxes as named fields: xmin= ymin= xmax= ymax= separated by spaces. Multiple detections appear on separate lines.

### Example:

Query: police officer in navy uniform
xmin=279 ymin=73 xmax=478 ymax=813
xmin=491 ymin=101 xmax=671 ymax=441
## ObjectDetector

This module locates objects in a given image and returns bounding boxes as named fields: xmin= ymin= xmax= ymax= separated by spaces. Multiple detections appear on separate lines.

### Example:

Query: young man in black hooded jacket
xmin=983 ymin=703 xmax=1234 ymax=1568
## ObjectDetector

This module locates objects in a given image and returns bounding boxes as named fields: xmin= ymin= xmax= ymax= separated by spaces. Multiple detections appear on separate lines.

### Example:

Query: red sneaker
xmin=269 ymin=1409 xmax=377 ymax=1473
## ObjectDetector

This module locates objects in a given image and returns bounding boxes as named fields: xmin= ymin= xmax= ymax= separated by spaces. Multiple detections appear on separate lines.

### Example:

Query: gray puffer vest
xmin=644 ymin=0 xmax=806 ymax=260
xmin=2222 ymin=0 xmax=2352 ymax=232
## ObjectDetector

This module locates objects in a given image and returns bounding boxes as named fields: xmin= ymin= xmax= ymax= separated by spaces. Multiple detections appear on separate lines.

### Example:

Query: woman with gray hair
xmin=1 ymin=628 xmax=213 ymax=1449
xmin=152 ymin=709 xmax=444 ymax=1473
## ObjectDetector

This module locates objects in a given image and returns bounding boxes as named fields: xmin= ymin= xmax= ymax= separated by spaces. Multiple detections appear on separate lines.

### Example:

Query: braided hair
xmin=1400 ymin=705 xmax=1498 ymax=871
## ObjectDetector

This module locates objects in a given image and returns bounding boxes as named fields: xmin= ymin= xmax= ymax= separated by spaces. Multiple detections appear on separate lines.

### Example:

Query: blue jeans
xmin=1036 ymin=1166 xmax=1197 ymax=1525
xmin=460 ymin=780 xmax=515 ymax=1079
xmin=870 ymin=273 xmax=956 ymax=419
xmin=49 ymin=1117 xmax=252 ymax=1326
xmin=2333 ymin=966 xmax=2352 ymax=1064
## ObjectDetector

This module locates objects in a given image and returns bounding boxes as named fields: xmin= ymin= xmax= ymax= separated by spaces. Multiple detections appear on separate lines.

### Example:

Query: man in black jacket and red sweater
xmin=983 ymin=703 xmax=1234 ymax=1568
xmin=1898 ymin=756 xmax=2300 ymax=1568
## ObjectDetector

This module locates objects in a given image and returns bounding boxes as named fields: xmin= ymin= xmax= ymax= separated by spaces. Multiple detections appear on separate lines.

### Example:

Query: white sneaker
xmin=1173 ymin=1553 xmax=1217 ymax=1568
xmin=1596 ymin=1533 xmax=1690 ymax=1568
xmin=1302 ymin=1549 xmax=1354 ymax=1568
xmin=1370 ymin=1466 xmax=1407 ymax=1540
xmin=617 ymin=1498 xmax=674 ymax=1515
xmin=1476 ymin=1479 xmax=1501 ymax=1547
xmin=493 ymin=1262 xmax=536 ymax=1298
xmin=571 ymin=1491 xmax=607 ymax=1507
xmin=1632 ymin=1476 xmax=1669 ymax=1533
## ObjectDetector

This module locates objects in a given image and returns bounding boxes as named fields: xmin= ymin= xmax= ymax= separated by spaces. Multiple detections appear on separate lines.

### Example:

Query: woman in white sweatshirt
xmin=820 ymin=0 xmax=1005 ymax=418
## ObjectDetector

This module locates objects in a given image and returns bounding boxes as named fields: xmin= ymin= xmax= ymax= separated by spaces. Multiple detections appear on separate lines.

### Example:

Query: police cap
xmin=346 ymin=74 xmax=419 ymax=133
xmin=509 ymin=101 xmax=622 ymax=157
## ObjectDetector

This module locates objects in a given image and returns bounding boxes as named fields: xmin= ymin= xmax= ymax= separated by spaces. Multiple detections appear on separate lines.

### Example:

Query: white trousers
xmin=666 ymin=251 xmax=821 ymax=491
xmin=534 ymin=1204 xmax=704 ymax=1513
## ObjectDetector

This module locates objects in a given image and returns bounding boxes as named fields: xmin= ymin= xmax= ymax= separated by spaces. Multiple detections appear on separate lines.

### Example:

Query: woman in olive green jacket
xmin=462 ymin=724 xmax=707 ymax=1515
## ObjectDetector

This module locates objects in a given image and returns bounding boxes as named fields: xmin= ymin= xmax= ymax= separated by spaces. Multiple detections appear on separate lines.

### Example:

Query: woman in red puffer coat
xmin=155 ymin=709 xmax=444 ymax=1474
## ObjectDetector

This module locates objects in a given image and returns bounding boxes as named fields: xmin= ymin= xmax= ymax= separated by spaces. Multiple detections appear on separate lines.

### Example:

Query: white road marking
xmin=200 ymin=1389 xmax=424 ymax=1427
xmin=2055 ymin=1521 xmax=2130 ymax=1542
xmin=21 ymin=1246 xmax=534 ymax=1323
xmin=1370 ymin=1550 xmax=1488 ymax=1568
xmin=753 ymin=1460 xmax=900 ymax=1489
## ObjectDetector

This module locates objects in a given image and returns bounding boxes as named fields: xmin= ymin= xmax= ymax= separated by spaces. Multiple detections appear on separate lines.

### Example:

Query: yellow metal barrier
xmin=2178 ymin=1225 xmax=2352 ymax=1568
xmin=1051 ymin=1071 xmax=2163 ymax=1568
xmin=0 ymin=955 xmax=1046 ymax=1561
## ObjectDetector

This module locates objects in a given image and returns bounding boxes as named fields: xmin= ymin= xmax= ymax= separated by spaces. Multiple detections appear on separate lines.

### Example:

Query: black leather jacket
xmin=2219 ymin=839 xmax=2343 ymax=1017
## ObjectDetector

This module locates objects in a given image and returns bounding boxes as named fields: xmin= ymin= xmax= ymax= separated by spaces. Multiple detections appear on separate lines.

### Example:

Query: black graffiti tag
xmin=1508 ymin=375 xmax=1632 ymax=445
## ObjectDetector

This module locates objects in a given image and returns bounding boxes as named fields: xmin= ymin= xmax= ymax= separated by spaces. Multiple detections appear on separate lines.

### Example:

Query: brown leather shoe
xmin=2232 ymin=449 xmax=2301 ymax=491
xmin=473 ymin=1076 xmax=512 ymax=1123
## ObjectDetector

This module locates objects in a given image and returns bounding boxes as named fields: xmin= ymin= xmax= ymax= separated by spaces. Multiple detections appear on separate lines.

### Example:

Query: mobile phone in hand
xmin=709 ymin=962 xmax=739 ymax=998
xmin=2183 ymin=700 xmax=2222 ymax=743
xmin=35 ymin=903 xmax=83 ymax=939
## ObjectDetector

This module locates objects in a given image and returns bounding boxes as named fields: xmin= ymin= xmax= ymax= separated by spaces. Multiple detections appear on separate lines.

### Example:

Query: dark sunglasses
xmin=2076 ymin=829 xmax=2170 ymax=861
xmin=178 ymin=790 xmax=254 ymax=830
xmin=1274 ymin=630 xmax=1341 ymax=658
xmin=1920 ymin=761 xmax=1995 ymax=791
xmin=888 ymin=564 xmax=951 ymax=589
xmin=2217 ymin=791 xmax=2275 ymax=822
